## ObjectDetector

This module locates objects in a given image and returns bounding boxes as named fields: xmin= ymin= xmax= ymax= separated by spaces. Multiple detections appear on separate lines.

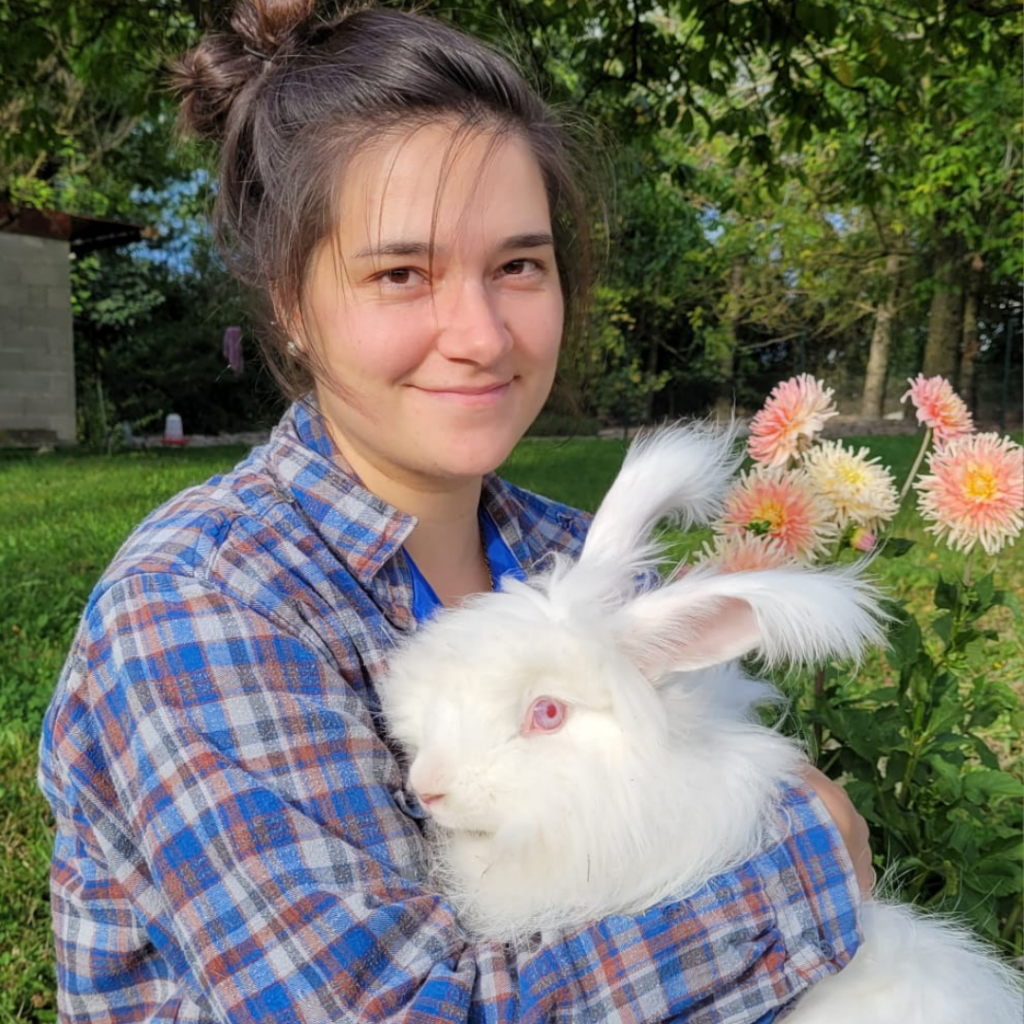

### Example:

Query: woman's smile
xmin=409 ymin=380 xmax=515 ymax=406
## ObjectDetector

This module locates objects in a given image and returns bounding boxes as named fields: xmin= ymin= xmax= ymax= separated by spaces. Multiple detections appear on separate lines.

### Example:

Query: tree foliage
xmin=426 ymin=0 xmax=1021 ymax=424
xmin=0 ymin=0 xmax=1019 ymax=434
xmin=0 ymin=0 xmax=226 ymax=212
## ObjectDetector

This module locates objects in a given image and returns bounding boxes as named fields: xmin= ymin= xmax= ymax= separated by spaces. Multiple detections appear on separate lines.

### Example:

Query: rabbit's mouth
xmin=439 ymin=824 xmax=494 ymax=840
xmin=427 ymin=801 xmax=501 ymax=835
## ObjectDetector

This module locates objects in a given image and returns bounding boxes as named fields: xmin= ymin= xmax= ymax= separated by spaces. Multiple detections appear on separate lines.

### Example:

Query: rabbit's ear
xmin=613 ymin=565 xmax=884 ymax=681
xmin=573 ymin=424 xmax=741 ymax=596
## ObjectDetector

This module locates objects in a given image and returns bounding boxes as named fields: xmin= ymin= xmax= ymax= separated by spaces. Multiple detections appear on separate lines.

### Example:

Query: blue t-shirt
xmin=405 ymin=508 xmax=528 ymax=622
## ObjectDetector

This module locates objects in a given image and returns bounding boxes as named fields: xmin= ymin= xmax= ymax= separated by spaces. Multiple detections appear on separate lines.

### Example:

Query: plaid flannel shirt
xmin=39 ymin=400 xmax=861 ymax=1024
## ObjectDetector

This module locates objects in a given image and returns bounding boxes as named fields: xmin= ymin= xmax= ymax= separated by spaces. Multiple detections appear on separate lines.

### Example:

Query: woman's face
xmin=302 ymin=123 xmax=564 ymax=497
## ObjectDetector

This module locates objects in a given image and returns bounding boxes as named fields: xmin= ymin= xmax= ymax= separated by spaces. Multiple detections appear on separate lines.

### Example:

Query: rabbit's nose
xmin=409 ymin=757 xmax=446 ymax=802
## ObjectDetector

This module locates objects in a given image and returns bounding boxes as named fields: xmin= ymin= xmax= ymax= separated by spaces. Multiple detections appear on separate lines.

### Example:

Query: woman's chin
xmin=424 ymin=426 xmax=530 ymax=479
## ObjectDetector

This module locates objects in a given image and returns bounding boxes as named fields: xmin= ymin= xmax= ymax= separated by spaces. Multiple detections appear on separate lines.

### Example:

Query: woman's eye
xmin=371 ymin=266 xmax=426 ymax=290
xmin=500 ymin=258 xmax=541 ymax=277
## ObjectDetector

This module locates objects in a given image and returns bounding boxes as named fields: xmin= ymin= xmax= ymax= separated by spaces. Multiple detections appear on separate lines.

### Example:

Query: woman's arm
xmin=801 ymin=765 xmax=874 ymax=896
xmin=41 ymin=570 xmax=859 ymax=1024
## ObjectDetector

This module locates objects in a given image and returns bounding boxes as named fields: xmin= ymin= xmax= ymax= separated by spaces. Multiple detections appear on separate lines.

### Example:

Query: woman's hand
xmin=800 ymin=764 xmax=875 ymax=897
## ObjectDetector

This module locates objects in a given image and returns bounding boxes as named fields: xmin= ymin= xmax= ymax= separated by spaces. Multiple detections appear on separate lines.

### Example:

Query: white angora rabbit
xmin=381 ymin=425 xmax=1022 ymax=1024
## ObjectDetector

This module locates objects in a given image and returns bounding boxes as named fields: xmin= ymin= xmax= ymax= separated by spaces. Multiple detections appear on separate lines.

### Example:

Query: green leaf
xmin=963 ymin=769 xmax=1023 ymax=805
xmin=885 ymin=606 xmax=923 ymax=671
xmin=878 ymin=537 xmax=915 ymax=558
xmin=934 ymin=577 xmax=960 ymax=610
xmin=929 ymin=731 xmax=972 ymax=754
xmin=966 ymin=866 xmax=1023 ymax=898
xmin=967 ymin=735 xmax=1001 ymax=770
xmin=930 ymin=756 xmax=963 ymax=801
xmin=932 ymin=613 xmax=953 ymax=645
xmin=947 ymin=820 xmax=983 ymax=857
xmin=971 ymin=573 xmax=995 ymax=608
xmin=822 ymin=706 xmax=898 ymax=765
xmin=1000 ymin=589 xmax=1022 ymax=623
xmin=862 ymin=685 xmax=900 ymax=704
xmin=925 ymin=696 xmax=962 ymax=737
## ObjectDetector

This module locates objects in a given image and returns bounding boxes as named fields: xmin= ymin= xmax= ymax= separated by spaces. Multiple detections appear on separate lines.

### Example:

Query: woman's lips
xmin=412 ymin=381 xmax=512 ymax=406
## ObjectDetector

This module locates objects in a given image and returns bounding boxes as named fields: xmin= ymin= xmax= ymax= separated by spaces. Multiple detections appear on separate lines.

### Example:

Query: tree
xmin=0 ymin=1 xmax=224 ymax=213
xmin=4 ymin=0 xmax=1018 ymax=432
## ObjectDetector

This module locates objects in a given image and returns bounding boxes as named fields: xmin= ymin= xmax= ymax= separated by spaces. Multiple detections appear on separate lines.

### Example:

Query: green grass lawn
xmin=1 ymin=433 xmax=1021 ymax=1021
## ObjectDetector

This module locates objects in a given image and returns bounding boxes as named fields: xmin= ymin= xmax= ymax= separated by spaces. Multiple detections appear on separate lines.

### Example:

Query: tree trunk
xmin=714 ymin=259 xmax=744 ymax=421
xmin=860 ymin=253 xmax=902 ymax=420
xmin=921 ymin=229 xmax=963 ymax=381
xmin=958 ymin=254 xmax=984 ymax=414
xmin=642 ymin=295 xmax=659 ymax=423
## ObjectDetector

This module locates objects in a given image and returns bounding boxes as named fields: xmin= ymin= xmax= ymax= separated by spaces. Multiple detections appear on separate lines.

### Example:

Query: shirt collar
xmin=267 ymin=399 xmax=416 ymax=590
xmin=264 ymin=398 xmax=553 ymax=607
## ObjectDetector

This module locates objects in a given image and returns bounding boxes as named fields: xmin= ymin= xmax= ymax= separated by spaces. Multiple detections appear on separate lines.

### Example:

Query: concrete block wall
xmin=0 ymin=233 xmax=76 ymax=444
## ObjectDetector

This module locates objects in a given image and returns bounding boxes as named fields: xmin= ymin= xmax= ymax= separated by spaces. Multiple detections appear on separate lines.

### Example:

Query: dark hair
xmin=172 ymin=0 xmax=593 ymax=399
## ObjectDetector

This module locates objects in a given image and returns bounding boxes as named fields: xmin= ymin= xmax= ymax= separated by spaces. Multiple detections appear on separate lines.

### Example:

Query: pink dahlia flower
xmin=748 ymin=374 xmax=838 ymax=467
xmin=719 ymin=466 xmax=837 ymax=562
xmin=698 ymin=532 xmax=794 ymax=573
xmin=901 ymin=374 xmax=974 ymax=446
xmin=916 ymin=433 xmax=1024 ymax=555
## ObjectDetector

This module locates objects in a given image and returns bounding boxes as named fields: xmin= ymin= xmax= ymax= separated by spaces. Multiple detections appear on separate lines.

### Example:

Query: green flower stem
xmin=899 ymin=426 xmax=932 ymax=504
xmin=907 ymin=865 xmax=929 ymax=902
xmin=1000 ymin=900 xmax=1023 ymax=944
xmin=962 ymin=550 xmax=975 ymax=588
xmin=898 ymin=582 xmax=976 ymax=811
xmin=898 ymin=731 xmax=927 ymax=810
xmin=813 ymin=666 xmax=825 ymax=758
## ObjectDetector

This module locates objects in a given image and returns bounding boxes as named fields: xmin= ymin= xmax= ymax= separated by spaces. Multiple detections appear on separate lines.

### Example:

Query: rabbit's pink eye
xmin=523 ymin=697 xmax=567 ymax=736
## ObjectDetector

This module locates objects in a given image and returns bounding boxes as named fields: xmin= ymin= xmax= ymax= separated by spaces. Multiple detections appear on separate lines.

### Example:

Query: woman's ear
xmin=271 ymin=289 xmax=307 ymax=355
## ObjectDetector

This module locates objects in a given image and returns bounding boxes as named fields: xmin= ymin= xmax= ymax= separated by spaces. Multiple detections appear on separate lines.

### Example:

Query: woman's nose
xmin=434 ymin=281 xmax=513 ymax=364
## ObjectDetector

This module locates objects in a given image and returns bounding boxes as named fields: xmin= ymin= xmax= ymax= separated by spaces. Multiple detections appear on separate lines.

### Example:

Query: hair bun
xmin=171 ymin=0 xmax=319 ymax=141
xmin=230 ymin=0 xmax=318 ymax=56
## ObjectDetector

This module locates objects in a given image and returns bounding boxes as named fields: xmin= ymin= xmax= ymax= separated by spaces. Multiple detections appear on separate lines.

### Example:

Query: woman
xmin=39 ymin=3 xmax=871 ymax=1022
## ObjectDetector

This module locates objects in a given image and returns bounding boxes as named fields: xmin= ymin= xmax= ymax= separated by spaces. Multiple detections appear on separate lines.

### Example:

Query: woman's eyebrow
xmin=352 ymin=232 xmax=555 ymax=260
xmin=353 ymin=240 xmax=431 ymax=259
xmin=500 ymin=232 xmax=555 ymax=251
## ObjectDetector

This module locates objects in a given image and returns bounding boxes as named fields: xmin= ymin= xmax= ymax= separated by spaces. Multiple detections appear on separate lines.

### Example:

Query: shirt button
xmin=714 ymin=887 xmax=732 ymax=901
xmin=819 ymin=940 xmax=836 ymax=960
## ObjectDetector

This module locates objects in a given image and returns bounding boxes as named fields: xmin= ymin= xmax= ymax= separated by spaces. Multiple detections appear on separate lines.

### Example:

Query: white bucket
xmin=163 ymin=413 xmax=186 ymax=446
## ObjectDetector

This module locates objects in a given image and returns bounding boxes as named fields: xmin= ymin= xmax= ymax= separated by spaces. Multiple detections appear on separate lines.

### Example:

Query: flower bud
xmin=850 ymin=527 xmax=877 ymax=553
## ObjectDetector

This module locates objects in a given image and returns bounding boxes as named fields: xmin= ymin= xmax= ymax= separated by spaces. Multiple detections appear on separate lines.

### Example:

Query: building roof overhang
xmin=0 ymin=202 xmax=146 ymax=254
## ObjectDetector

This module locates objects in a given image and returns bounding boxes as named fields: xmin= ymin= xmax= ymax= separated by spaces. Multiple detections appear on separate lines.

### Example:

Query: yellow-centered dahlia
xmin=802 ymin=440 xmax=900 ymax=530
xmin=719 ymin=466 xmax=837 ymax=562
xmin=916 ymin=433 xmax=1024 ymax=555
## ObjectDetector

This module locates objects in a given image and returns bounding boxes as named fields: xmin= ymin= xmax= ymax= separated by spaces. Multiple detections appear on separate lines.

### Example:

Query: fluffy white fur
xmin=380 ymin=423 xmax=1022 ymax=1022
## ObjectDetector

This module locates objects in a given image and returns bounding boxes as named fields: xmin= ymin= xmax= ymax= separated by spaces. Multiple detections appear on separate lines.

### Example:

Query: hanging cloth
xmin=222 ymin=326 xmax=244 ymax=374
